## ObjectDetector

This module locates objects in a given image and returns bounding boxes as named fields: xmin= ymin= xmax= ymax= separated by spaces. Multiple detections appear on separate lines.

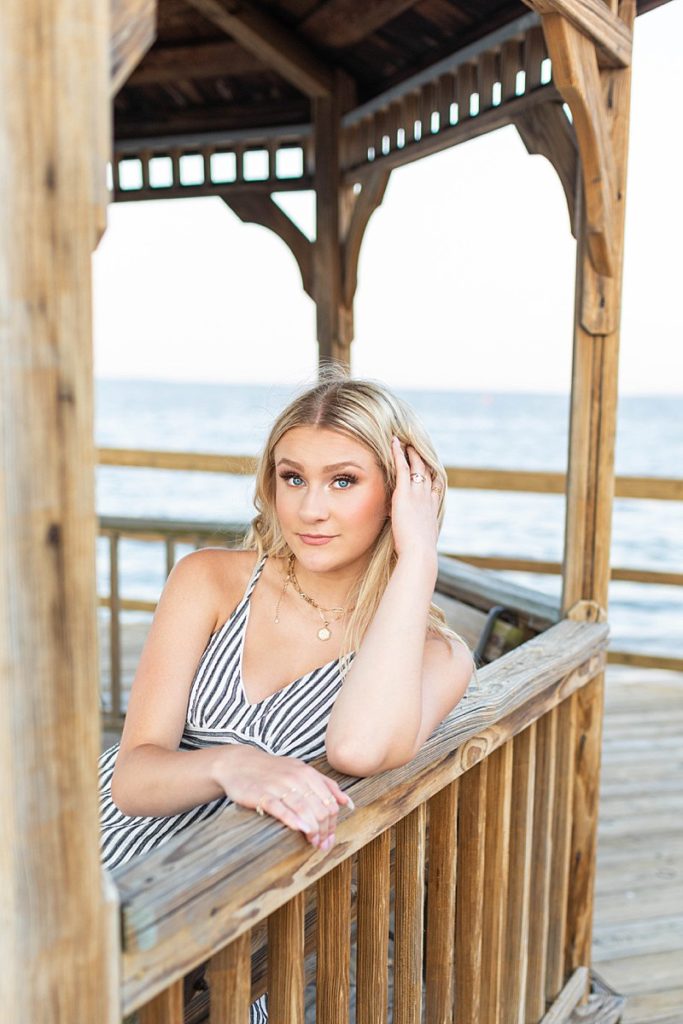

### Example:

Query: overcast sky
xmin=93 ymin=2 xmax=683 ymax=394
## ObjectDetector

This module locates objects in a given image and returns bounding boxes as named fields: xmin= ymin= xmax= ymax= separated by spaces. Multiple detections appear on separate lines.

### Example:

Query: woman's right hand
xmin=215 ymin=745 xmax=354 ymax=850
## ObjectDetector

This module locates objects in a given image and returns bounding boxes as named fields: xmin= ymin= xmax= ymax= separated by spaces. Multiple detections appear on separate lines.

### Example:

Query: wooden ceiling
xmin=113 ymin=0 xmax=667 ymax=142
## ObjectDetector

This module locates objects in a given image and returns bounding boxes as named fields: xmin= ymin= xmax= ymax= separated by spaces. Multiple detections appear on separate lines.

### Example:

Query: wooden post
xmin=549 ymin=0 xmax=635 ymax=979
xmin=0 ymin=0 xmax=112 ymax=1020
xmin=313 ymin=73 xmax=355 ymax=370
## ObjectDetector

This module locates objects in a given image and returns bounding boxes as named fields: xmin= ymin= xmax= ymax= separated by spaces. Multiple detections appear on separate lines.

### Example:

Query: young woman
xmin=98 ymin=371 xmax=473 ymax=1017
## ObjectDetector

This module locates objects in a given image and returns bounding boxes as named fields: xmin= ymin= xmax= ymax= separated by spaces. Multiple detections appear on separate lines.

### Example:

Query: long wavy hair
xmin=243 ymin=367 xmax=464 ymax=666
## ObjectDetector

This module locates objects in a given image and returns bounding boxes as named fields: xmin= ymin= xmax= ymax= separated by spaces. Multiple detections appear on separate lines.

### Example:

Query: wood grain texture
xmin=425 ymin=781 xmax=459 ymax=1024
xmin=356 ymin=831 xmax=391 ymax=1024
xmin=480 ymin=743 xmax=514 ymax=1024
xmin=394 ymin=805 xmax=427 ymax=1024
xmin=0 ymin=0 xmax=111 ymax=1020
xmin=501 ymin=724 xmax=537 ymax=1024
xmin=268 ymin=893 xmax=305 ymax=1024
xmin=138 ymin=980 xmax=184 ymax=1024
xmin=117 ymin=621 xmax=606 ymax=1013
xmin=316 ymin=859 xmax=352 ymax=1024
xmin=521 ymin=0 xmax=632 ymax=67
xmin=455 ymin=759 xmax=488 ymax=1024
xmin=110 ymin=0 xmax=157 ymax=95
xmin=526 ymin=709 xmax=558 ymax=1020
xmin=224 ymin=193 xmax=314 ymax=298
xmin=207 ymin=932 xmax=252 ymax=1024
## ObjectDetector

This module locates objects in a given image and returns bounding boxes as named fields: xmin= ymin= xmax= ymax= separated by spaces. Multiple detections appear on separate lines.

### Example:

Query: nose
xmin=298 ymin=483 xmax=331 ymax=523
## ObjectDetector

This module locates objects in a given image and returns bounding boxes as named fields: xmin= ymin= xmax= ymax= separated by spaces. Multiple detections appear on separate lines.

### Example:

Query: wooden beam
xmin=127 ymin=41 xmax=265 ymax=85
xmin=0 ymin=1 xmax=112 ymax=1022
xmin=521 ymin=0 xmax=632 ymax=67
xmin=561 ymin=0 xmax=636 ymax=979
xmin=184 ymin=0 xmax=334 ymax=97
xmin=111 ymin=0 xmax=157 ymax=95
xmin=514 ymin=101 xmax=578 ymax=238
xmin=301 ymin=0 xmax=420 ymax=49
xmin=223 ymin=192 xmax=314 ymax=297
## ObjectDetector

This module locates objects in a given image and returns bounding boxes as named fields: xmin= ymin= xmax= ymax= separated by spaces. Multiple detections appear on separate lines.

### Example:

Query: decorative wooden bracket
xmin=542 ymin=13 xmax=617 ymax=279
xmin=521 ymin=0 xmax=632 ymax=68
xmin=513 ymin=101 xmax=578 ymax=238
xmin=342 ymin=170 xmax=390 ymax=308
xmin=110 ymin=0 xmax=157 ymax=96
xmin=222 ymin=193 xmax=314 ymax=298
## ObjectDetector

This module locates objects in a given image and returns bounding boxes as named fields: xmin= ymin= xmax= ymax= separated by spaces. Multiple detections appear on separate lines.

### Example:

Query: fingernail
xmin=345 ymin=795 xmax=355 ymax=811
xmin=322 ymin=835 xmax=334 ymax=851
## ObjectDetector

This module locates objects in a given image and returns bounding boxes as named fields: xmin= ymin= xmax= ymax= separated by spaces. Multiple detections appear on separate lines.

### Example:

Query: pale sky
xmin=93 ymin=2 xmax=683 ymax=394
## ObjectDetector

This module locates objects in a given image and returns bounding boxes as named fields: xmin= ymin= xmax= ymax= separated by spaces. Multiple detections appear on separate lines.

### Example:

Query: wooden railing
xmin=110 ymin=618 xmax=611 ymax=1023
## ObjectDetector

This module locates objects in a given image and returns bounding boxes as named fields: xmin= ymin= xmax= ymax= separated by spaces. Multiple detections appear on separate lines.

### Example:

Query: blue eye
xmin=333 ymin=474 xmax=357 ymax=489
xmin=279 ymin=472 xmax=304 ymax=486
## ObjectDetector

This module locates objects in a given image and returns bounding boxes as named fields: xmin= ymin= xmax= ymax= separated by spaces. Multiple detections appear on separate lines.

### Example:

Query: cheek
xmin=349 ymin=485 xmax=389 ymax=528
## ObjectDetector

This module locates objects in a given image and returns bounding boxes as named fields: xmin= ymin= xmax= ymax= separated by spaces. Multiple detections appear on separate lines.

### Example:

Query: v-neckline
xmin=237 ymin=557 xmax=343 ymax=708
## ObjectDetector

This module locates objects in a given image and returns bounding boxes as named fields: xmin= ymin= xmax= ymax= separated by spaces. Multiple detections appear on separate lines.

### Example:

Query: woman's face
xmin=273 ymin=426 xmax=389 ymax=576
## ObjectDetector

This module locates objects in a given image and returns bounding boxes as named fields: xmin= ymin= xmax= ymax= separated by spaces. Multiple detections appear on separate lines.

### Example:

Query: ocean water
xmin=95 ymin=380 xmax=683 ymax=660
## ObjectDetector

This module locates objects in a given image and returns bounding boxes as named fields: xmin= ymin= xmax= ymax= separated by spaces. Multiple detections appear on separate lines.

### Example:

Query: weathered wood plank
xmin=480 ymin=743 xmax=513 ymax=1024
xmin=268 ymin=894 xmax=305 ymax=1024
xmin=394 ymin=805 xmax=427 ymax=1024
xmin=207 ymin=933 xmax=251 ymax=1024
xmin=540 ymin=967 xmax=589 ymax=1024
xmin=139 ymin=980 xmax=184 ymax=1024
xmin=356 ymin=831 xmax=391 ymax=1024
xmin=316 ymin=860 xmax=352 ymax=1024
xmin=527 ymin=709 xmax=558 ymax=1020
xmin=522 ymin=0 xmax=632 ymax=67
xmin=425 ymin=781 xmax=459 ymax=1024
xmin=501 ymin=724 xmax=537 ymax=1024
xmin=547 ymin=696 xmax=577 ymax=1002
xmin=455 ymin=759 xmax=488 ymax=1024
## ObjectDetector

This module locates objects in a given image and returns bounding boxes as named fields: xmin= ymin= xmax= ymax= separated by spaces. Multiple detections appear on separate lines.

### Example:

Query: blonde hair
xmin=243 ymin=367 xmax=464 ymax=666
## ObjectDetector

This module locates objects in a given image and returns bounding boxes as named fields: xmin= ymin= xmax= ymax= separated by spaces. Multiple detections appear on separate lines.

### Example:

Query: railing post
xmin=0 ymin=0 xmax=111 ymax=1019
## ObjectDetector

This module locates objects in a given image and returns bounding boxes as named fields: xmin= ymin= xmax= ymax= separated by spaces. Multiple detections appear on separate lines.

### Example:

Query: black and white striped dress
xmin=99 ymin=553 xmax=353 ymax=1022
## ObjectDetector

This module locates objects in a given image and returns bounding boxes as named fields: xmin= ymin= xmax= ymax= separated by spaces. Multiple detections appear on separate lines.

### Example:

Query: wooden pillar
xmin=548 ymin=0 xmax=635 ymax=978
xmin=0 ymin=0 xmax=112 ymax=1021
xmin=313 ymin=74 xmax=354 ymax=371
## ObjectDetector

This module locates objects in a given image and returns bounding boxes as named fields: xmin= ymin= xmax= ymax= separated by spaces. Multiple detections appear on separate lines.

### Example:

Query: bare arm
xmin=110 ymin=550 xmax=350 ymax=847
xmin=325 ymin=441 xmax=473 ymax=775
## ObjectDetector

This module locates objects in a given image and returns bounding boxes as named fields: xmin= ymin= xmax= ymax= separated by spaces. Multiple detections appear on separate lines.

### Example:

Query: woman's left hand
xmin=389 ymin=437 xmax=440 ymax=560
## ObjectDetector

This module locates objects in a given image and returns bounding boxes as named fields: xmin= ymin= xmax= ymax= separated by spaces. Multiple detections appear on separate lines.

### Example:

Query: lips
xmin=297 ymin=534 xmax=336 ymax=545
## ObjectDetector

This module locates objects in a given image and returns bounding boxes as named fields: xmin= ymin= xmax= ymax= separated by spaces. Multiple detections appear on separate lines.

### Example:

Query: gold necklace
xmin=274 ymin=553 xmax=347 ymax=641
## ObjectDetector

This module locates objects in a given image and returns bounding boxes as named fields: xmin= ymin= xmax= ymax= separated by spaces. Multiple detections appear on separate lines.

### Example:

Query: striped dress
xmin=99 ymin=553 xmax=353 ymax=1022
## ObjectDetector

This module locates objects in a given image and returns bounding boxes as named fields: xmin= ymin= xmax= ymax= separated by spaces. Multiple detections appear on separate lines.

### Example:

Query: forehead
xmin=274 ymin=426 xmax=376 ymax=466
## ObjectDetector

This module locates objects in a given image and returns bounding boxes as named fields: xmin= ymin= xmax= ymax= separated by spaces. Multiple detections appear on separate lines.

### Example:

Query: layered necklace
xmin=274 ymin=553 xmax=348 ymax=641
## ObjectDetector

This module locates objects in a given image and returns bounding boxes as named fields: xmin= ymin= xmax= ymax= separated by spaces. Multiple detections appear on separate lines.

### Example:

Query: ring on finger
xmin=410 ymin=472 xmax=426 ymax=484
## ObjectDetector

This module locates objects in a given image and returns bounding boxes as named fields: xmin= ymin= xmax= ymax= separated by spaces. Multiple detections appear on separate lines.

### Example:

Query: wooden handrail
xmin=97 ymin=448 xmax=683 ymax=501
xmin=114 ymin=617 xmax=607 ymax=1013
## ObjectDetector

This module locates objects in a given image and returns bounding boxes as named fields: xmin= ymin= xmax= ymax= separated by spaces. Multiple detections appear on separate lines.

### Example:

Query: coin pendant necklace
xmin=275 ymin=553 xmax=346 ymax=641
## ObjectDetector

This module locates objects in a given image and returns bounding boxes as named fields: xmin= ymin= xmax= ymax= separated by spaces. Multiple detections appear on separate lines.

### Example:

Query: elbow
xmin=110 ymin=759 xmax=143 ymax=817
xmin=326 ymin=737 xmax=418 ymax=778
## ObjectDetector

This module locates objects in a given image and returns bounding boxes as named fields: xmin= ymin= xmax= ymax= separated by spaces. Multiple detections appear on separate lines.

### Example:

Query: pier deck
xmin=100 ymin=624 xmax=683 ymax=1022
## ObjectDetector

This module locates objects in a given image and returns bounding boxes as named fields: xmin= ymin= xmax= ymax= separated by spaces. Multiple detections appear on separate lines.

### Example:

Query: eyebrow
xmin=276 ymin=458 xmax=365 ymax=472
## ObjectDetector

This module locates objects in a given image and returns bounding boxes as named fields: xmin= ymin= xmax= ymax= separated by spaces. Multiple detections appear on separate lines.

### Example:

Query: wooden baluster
xmin=356 ymin=830 xmax=391 ymax=1024
xmin=455 ymin=758 xmax=488 ymax=1024
xmin=500 ymin=39 xmax=522 ymax=102
xmin=546 ymin=695 xmax=577 ymax=1001
xmin=387 ymin=102 xmax=400 ymax=151
xmin=374 ymin=108 xmax=387 ymax=158
xmin=456 ymin=62 xmax=476 ymax=120
xmin=208 ymin=932 xmax=252 ymax=1023
xmin=138 ymin=980 xmax=184 ymax=1024
xmin=268 ymin=893 xmax=305 ymax=1024
xmin=404 ymin=92 xmax=419 ymax=144
xmin=437 ymin=73 xmax=455 ymax=128
xmin=526 ymin=709 xmax=558 ymax=1021
xmin=477 ymin=52 xmax=497 ymax=112
xmin=501 ymin=723 xmax=537 ymax=1024
xmin=317 ymin=859 xmax=352 ymax=1023
xmin=109 ymin=531 xmax=121 ymax=717
xmin=425 ymin=780 xmax=459 ymax=1024
xmin=481 ymin=742 xmax=514 ymax=1024
xmin=420 ymin=80 xmax=437 ymax=134
xmin=394 ymin=804 xmax=427 ymax=1024
xmin=524 ymin=26 xmax=547 ymax=92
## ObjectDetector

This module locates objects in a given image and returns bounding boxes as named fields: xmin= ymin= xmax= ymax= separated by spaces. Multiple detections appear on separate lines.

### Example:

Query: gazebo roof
xmin=114 ymin=0 xmax=667 ymax=143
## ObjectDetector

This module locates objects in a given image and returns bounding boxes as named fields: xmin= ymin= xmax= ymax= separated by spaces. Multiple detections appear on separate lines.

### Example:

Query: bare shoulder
xmin=163 ymin=547 xmax=261 ymax=632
